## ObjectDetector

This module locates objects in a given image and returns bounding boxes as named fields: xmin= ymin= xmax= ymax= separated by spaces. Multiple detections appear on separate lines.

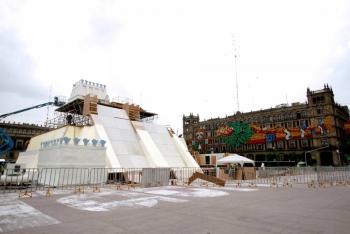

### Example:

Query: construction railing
xmin=0 ymin=168 xmax=38 ymax=193
xmin=225 ymin=166 xmax=350 ymax=187
xmin=37 ymin=168 xmax=90 ymax=191
xmin=1 ymin=166 xmax=350 ymax=194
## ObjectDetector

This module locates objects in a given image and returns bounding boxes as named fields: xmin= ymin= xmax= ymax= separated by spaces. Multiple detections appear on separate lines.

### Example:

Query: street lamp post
xmin=336 ymin=149 xmax=340 ymax=165
xmin=304 ymin=145 xmax=330 ymax=167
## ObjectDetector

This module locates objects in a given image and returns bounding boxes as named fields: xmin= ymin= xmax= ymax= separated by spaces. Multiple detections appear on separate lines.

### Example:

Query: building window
xmin=16 ymin=140 xmax=23 ymax=150
xmin=205 ymin=156 xmax=210 ymax=165
xmin=289 ymin=140 xmax=297 ymax=149
xmin=317 ymin=96 xmax=325 ymax=104
xmin=321 ymin=138 xmax=328 ymax=146
xmin=266 ymin=142 xmax=273 ymax=149
xmin=277 ymin=141 xmax=284 ymax=149
xmin=301 ymin=139 xmax=309 ymax=147
xmin=280 ymin=115 xmax=284 ymax=121
xmin=301 ymin=111 xmax=308 ymax=118
xmin=317 ymin=118 xmax=324 ymax=125
xmin=300 ymin=120 xmax=308 ymax=128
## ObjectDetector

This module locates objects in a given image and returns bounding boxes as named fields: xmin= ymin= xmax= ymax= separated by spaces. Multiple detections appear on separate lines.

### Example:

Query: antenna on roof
xmin=232 ymin=34 xmax=240 ymax=113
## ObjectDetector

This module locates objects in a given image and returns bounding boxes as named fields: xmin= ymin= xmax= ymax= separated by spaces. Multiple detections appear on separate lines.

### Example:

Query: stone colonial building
xmin=183 ymin=85 xmax=349 ymax=166
xmin=0 ymin=122 xmax=52 ymax=162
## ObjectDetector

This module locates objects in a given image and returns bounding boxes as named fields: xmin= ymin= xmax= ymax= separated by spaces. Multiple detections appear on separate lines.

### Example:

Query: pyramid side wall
xmin=16 ymin=150 xmax=39 ymax=168
xmin=172 ymin=136 xmax=200 ymax=168
xmin=17 ymin=126 xmax=99 ymax=168
xmin=92 ymin=105 xmax=151 ymax=168
xmin=132 ymin=121 xmax=169 ymax=167
xmin=25 ymin=126 xmax=98 ymax=151
xmin=142 ymin=123 xmax=199 ymax=168
xmin=37 ymin=145 xmax=106 ymax=168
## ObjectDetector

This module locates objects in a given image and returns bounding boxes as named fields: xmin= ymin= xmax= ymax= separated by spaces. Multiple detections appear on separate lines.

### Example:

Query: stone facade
xmin=183 ymin=85 xmax=349 ymax=166
xmin=0 ymin=122 xmax=52 ymax=162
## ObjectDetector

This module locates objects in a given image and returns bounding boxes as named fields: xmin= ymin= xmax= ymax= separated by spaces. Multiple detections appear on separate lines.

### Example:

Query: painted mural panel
xmin=192 ymin=117 xmax=335 ymax=150
xmin=217 ymin=122 xmax=253 ymax=148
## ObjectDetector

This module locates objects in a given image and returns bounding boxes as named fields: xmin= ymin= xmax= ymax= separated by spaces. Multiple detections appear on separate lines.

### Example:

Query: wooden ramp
xmin=188 ymin=172 xmax=226 ymax=186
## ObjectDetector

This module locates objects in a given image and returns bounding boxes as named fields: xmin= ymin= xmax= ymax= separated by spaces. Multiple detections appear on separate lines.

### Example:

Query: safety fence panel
xmin=317 ymin=167 xmax=350 ymax=185
xmin=89 ymin=168 xmax=143 ymax=188
xmin=0 ymin=168 xmax=38 ymax=193
xmin=221 ymin=167 xmax=350 ymax=186
xmin=36 ymin=168 xmax=90 ymax=191
xmin=141 ymin=168 xmax=170 ymax=187
xmin=170 ymin=167 xmax=202 ymax=185
xmin=1 ymin=166 xmax=350 ymax=194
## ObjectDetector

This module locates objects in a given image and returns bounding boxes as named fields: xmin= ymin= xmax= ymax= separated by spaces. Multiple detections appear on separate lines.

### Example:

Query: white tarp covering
xmin=217 ymin=154 xmax=255 ymax=167
xmin=92 ymin=105 xmax=150 ymax=168
xmin=16 ymin=104 xmax=199 ymax=169
xmin=132 ymin=122 xmax=169 ymax=167
xmin=142 ymin=122 xmax=184 ymax=167
xmin=172 ymin=135 xmax=200 ymax=168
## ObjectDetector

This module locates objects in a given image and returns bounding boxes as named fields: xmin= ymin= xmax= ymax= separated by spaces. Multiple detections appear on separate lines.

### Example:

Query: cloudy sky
xmin=0 ymin=0 xmax=349 ymax=133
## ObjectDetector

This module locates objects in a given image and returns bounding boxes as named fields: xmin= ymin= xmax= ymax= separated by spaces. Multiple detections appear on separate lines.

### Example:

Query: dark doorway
xmin=320 ymin=151 xmax=333 ymax=166
xmin=256 ymin=154 xmax=265 ymax=162
xmin=205 ymin=156 xmax=210 ymax=165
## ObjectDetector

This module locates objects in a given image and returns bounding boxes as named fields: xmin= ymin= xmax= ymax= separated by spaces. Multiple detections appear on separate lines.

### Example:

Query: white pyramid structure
xmin=16 ymin=80 xmax=199 ymax=169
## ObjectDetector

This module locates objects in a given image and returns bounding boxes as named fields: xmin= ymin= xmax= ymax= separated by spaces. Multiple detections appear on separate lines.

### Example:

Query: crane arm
xmin=0 ymin=96 xmax=65 ymax=121
xmin=0 ymin=102 xmax=54 ymax=120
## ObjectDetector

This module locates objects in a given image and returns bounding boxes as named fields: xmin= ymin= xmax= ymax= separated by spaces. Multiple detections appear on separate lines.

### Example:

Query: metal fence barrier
xmin=0 ymin=168 xmax=38 ymax=194
xmin=1 ymin=166 xmax=350 ymax=194
xmin=226 ymin=167 xmax=350 ymax=187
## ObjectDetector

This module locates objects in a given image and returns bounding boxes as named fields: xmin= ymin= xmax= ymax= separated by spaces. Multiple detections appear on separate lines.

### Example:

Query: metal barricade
xmin=1 ymin=166 xmax=350 ymax=194
xmin=37 ymin=168 xmax=90 ymax=193
xmin=0 ymin=168 xmax=38 ymax=194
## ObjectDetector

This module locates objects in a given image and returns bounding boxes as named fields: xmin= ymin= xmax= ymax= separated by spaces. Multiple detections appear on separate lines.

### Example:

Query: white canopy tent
xmin=217 ymin=154 xmax=255 ymax=167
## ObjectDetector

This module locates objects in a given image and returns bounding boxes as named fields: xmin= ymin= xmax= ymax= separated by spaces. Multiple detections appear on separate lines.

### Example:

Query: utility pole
xmin=232 ymin=34 xmax=240 ymax=113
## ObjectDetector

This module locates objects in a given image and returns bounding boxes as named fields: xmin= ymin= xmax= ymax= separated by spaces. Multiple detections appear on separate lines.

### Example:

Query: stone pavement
xmin=1 ymin=185 xmax=350 ymax=234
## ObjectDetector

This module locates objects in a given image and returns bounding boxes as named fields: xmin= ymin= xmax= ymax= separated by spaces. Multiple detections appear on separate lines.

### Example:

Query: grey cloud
xmin=0 ymin=27 xmax=47 ymax=99
xmin=328 ymin=49 xmax=350 ymax=105
xmin=89 ymin=17 xmax=121 ymax=46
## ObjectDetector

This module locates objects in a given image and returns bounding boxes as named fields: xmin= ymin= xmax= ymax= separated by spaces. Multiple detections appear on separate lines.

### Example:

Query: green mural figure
xmin=219 ymin=122 xmax=254 ymax=148
xmin=192 ymin=129 xmax=206 ymax=151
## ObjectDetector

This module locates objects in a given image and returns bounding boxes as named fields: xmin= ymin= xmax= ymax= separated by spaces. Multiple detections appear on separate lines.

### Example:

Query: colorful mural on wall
xmin=191 ymin=116 xmax=335 ymax=150
xmin=217 ymin=117 xmax=334 ymax=147
xmin=217 ymin=122 xmax=253 ymax=148
xmin=192 ymin=128 xmax=207 ymax=151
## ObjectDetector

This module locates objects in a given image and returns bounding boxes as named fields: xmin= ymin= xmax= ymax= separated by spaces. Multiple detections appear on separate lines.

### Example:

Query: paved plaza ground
xmin=1 ymin=184 xmax=350 ymax=234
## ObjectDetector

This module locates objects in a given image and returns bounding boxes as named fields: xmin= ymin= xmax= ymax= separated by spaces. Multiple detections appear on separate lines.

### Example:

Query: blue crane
xmin=0 ymin=129 xmax=14 ymax=157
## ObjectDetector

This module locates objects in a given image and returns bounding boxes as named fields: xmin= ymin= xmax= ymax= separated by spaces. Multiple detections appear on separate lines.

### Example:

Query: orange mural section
xmin=193 ymin=117 xmax=339 ymax=148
